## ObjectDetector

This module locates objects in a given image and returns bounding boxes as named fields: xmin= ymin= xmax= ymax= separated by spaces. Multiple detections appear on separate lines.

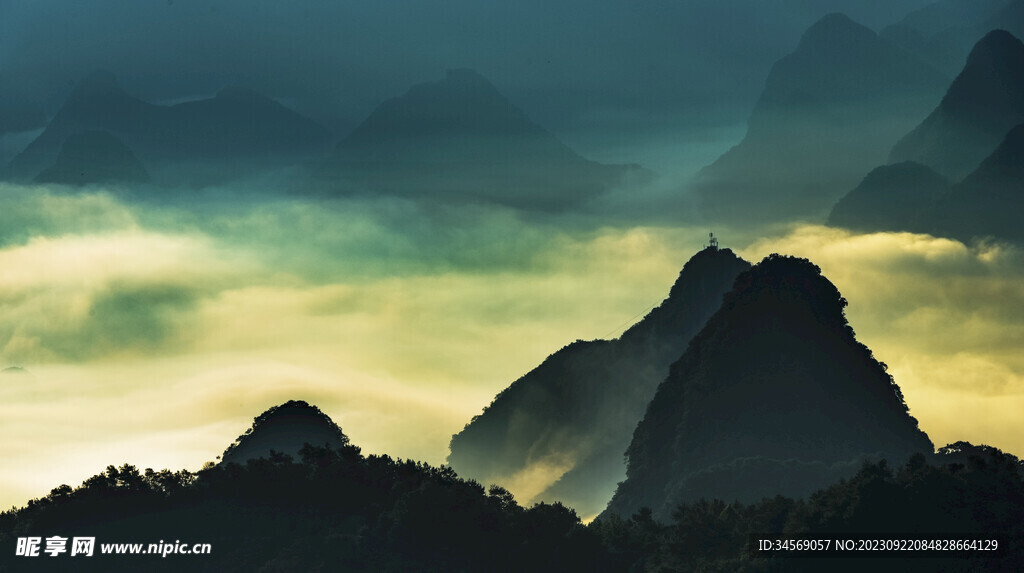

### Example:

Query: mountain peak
xmin=965 ymin=29 xmax=1024 ymax=68
xmin=604 ymin=254 xmax=932 ymax=519
xmin=691 ymin=11 xmax=946 ymax=224
xmin=889 ymin=30 xmax=1024 ymax=179
xmin=220 ymin=400 xmax=350 ymax=466
xmin=322 ymin=69 xmax=639 ymax=210
xmin=447 ymin=245 xmax=749 ymax=517
xmin=337 ymin=69 xmax=538 ymax=148
xmin=943 ymin=29 xmax=1024 ymax=112
xmin=622 ymin=245 xmax=749 ymax=343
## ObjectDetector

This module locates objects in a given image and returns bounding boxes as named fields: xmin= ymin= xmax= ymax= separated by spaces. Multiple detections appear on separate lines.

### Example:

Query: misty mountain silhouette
xmin=826 ymin=161 xmax=949 ymax=232
xmin=922 ymin=122 xmax=1024 ymax=242
xmin=828 ymin=123 xmax=1024 ymax=243
xmin=879 ymin=0 xmax=1021 ymax=77
xmin=889 ymin=30 xmax=1024 ymax=180
xmin=34 ymin=130 xmax=150 ymax=186
xmin=448 ymin=245 xmax=750 ymax=518
xmin=828 ymin=31 xmax=1024 ymax=243
xmin=690 ymin=13 xmax=948 ymax=224
xmin=603 ymin=254 xmax=933 ymax=521
xmin=3 ymin=70 xmax=332 ymax=186
xmin=219 ymin=400 xmax=350 ymax=466
xmin=316 ymin=69 xmax=646 ymax=210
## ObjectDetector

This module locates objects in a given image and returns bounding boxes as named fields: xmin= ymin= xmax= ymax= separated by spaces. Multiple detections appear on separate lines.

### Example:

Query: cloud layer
xmin=0 ymin=184 xmax=1020 ymax=512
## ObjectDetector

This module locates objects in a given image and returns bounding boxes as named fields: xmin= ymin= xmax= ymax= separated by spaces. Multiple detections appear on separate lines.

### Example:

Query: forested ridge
xmin=2 ymin=438 xmax=1021 ymax=571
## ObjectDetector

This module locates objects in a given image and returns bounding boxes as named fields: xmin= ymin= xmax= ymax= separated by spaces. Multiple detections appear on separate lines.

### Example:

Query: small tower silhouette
xmin=708 ymin=232 xmax=718 ymax=250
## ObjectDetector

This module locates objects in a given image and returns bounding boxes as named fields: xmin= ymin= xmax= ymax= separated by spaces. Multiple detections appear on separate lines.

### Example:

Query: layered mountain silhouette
xmin=826 ymin=161 xmax=949 ymax=232
xmin=922 ymin=122 xmax=1024 ymax=242
xmin=448 ymin=245 xmax=750 ymax=518
xmin=3 ymin=70 xmax=332 ymax=186
xmin=34 ymin=130 xmax=150 ymax=186
xmin=603 ymin=255 xmax=933 ymax=520
xmin=689 ymin=13 xmax=948 ymax=224
xmin=219 ymin=400 xmax=350 ymax=466
xmin=829 ymin=123 xmax=1024 ymax=242
xmin=880 ymin=0 xmax=1023 ymax=77
xmin=315 ymin=69 xmax=646 ymax=210
xmin=828 ymin=32 xmax=1024 ymax=242
xmin=889 ymin=30 xmax=1024 ymax=180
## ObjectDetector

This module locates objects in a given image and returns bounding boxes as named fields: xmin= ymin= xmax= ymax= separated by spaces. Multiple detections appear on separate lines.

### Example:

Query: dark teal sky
xmin=1 ymin=0 xmax=935 ymax=135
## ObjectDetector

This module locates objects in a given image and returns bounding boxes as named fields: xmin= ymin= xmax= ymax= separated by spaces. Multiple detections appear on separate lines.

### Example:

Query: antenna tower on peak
xmin=708 ymin=232 xmax=718 ymax=250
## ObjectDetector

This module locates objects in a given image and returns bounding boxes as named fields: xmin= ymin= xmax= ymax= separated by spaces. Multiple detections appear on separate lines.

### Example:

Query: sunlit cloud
xmin=0 ymin=183 xmax=715 ymax=509
xmin=1 ymin=185 xmax=1021 ymax=517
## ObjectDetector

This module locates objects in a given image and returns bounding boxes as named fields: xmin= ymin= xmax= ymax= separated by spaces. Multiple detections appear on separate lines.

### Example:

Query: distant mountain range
xmin=3 ymin=70 xmax=333 ymax=187
xmin=314 ymin=69 xmax=648 ymax=211
xmin=689 ymin=12 xmax=949 ymax=224
xmin=880 ymin=0 xmax=1023 ymax=76
xmin=924 ymin=122 xmax=1024 ymax=242
xmin=603 ymin=254 xmax=933 ymax=520
xmin=889 ymin=29 xmax=1024 ymax=180
xmin=829 ymin=30 xmax=1024 ymax=243
xmin=448 ymin=245 xmax=750 ymax=517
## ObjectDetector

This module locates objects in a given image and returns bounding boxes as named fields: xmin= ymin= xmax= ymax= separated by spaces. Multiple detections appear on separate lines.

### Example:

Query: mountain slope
xmin=922 ymin=122 xmax=1024 ymax=242
xmin=689 ymin=13 xmax=948 ymax=224
xmin=448 ymin=245 xmax=750 ymax=517
xmin=604 ymin=255 xmax=933 ymax=520
xmin=317 ymin=69 xmax=646 ymax=211
xmin=889 ymin=29 xmax=1024 ymax=180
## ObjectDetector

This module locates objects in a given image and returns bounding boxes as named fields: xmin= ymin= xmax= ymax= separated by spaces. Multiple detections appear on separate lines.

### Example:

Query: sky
xmin=1 ymin=0 xmax=934 ymax=139
xmin=2 ymin=0 xmax=1022 ymax=512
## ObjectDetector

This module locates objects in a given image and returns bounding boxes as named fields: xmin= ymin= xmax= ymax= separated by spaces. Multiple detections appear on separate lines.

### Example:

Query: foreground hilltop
xmin=219 ymin=400 xmax=350 ymax=466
